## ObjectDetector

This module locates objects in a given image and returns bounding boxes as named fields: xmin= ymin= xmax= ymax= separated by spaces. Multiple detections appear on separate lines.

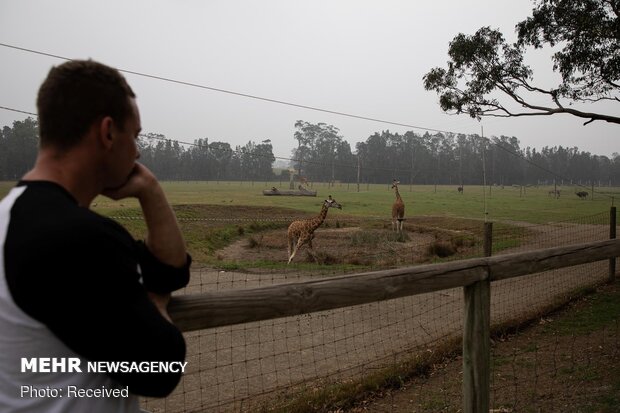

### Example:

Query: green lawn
xmin=2 ymin=180 xmax=616 ymax=267
xmin=2 ymin=180 xmax=617 ymax=223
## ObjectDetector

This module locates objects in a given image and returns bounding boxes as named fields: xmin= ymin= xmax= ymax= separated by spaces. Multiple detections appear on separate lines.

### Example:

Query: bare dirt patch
xmin=215 ymin=226 xmax=458 ymax=267
xmin=185 ymin=205 xmax=487 ymax=268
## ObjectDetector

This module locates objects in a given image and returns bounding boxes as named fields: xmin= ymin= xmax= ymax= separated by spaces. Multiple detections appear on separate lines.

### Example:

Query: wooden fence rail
xmin=169 ymin=239 xmax=620 ymax=332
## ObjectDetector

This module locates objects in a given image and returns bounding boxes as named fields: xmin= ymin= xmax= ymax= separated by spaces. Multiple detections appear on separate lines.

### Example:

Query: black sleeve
xmin=136 ymin=240 xmax=191 ymax=294
xmin=8 ymin=218 xmax=187 ymax=397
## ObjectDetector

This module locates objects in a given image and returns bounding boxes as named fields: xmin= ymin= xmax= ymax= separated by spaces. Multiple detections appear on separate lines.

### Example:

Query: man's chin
xmin=103 ymin=182 xmax=125 ymax=192
xmin=104 ymin=173 xmax=133 ymax=192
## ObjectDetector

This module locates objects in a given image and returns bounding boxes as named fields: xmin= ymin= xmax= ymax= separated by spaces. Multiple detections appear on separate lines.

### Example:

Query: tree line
xmin=292 ymin=121 xmax=620 ymax=186
xmin=2 ymin=117 xmax=620 ymax=186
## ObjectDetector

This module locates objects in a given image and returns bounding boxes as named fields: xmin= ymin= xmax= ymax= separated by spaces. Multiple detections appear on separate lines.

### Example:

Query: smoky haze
xmin=0 ymin=0 xmax=617 ymax=159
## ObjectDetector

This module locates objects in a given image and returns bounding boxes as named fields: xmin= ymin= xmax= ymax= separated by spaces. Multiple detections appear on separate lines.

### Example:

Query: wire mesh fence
xmin=135 ymin=209 xmax=616 ymax=412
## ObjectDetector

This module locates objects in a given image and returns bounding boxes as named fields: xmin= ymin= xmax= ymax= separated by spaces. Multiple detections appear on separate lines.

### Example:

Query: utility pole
xmin=357 ymin=154 xmax=361 ymax=193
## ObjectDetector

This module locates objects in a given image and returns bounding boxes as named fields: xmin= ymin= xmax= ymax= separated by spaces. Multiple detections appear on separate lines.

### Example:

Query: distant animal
xmin=297 ymin=176 xmax=310 ymax=190
xmin=286 ymin=195 xmax=342 ymax=264
xmin=575 ymin=191 xmax=589 ymax=199
xmin=391 ymin=180 xmax=405 ymax=233
xmin=457 ymin=186 xmax=463 ymax=194
xmin=548 ymin=189 xmax=561 ymax=198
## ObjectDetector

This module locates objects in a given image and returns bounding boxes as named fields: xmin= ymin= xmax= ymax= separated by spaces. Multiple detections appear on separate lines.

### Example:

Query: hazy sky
xmin=1 ymin=0 xmax=617 ymax=160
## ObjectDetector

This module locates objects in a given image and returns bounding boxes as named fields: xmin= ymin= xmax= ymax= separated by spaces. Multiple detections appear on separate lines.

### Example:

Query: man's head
xmin=36 ymin=59 xmax=136 ymax=150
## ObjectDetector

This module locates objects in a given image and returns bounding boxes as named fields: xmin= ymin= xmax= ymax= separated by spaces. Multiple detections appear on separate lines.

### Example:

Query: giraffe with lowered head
xmin=287 ymin=195 xmax=342 ymax=264
xmin=391 ymin=179 xmax=405 ymax=233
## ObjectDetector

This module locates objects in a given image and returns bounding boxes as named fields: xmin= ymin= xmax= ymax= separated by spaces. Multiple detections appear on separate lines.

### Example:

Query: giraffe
xmin=287 ymin=195 xmax=342 ymax=264
xmin=391 ymin=180 xmax=405 ymax=233
xmin=298 ymin=176 xmax=310 ymax=191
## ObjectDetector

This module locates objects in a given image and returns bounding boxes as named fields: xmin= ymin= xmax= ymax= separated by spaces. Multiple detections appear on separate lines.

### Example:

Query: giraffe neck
xmin=307 ymin=205 xmax=329 ymax=230
xmin=394 ymin=187 xmax=402 ymax=202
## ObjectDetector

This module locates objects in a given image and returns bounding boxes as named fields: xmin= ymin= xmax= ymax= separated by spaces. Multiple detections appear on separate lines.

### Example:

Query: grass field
xmin=1 ymin=180 xmax=617 ymax=223
xmin=2 ymin=180 xmax=617 ymax=267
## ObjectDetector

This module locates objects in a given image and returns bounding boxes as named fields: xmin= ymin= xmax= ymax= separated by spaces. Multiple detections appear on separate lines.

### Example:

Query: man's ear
xmin=99 ymin=116 xmax=115 ymax=149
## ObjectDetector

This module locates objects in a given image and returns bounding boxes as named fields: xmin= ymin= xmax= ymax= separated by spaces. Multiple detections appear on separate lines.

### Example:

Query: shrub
xmin=426 ymin=241 xmax=456 ymax=258
xmin=306 ymin=251 xmax=338 ymax=265
xmin=246 ymin=236 xmax=263 ymax=249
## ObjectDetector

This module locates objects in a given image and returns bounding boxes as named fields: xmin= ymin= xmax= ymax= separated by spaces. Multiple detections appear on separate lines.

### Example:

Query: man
xmin=0 ymin=60 xmax=191 ymax=412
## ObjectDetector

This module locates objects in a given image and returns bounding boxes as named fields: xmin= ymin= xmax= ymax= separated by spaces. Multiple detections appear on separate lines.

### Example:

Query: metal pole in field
xmin=481 ymin=126 xmax=488 ymax=222
xmin=357 ymin=155 xmax=360 ymax=193
xmin=610 ymin=205 xmax=617 ymax=282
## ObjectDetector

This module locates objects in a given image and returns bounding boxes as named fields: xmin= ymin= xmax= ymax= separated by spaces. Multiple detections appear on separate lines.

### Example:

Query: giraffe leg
xmin=287 ymin=236 xmax=294 ymax=261
xmin=291 ymin=236 xmax=311 ymax=263
xmin=287 ymin=236 xmax=298 ymax=264
xmin=307 ymin=236 xmax=317 ymax=261
xmin=288 ymin=245 xmax=298 ymax=264
xmin=288 ymin=236 xmax=308 ymax=264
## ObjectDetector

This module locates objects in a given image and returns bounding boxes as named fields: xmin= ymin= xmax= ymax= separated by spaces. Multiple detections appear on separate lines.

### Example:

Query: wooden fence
xmin=168 ymin=207 xmax=619 ymax=413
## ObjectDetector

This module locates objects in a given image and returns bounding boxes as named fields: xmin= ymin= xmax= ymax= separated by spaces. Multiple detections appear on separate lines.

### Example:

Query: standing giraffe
xmin=391 ymin=180 xmax=405 ymax=233
xmin=287 ymin=196 xmax=342 ymax=264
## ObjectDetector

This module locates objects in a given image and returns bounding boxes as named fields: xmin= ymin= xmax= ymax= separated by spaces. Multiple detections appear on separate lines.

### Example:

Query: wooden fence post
xmin=463 ymin=222 xmax=492 ymax=413
xmin=611 ymin=206 xmax=617 ymax=283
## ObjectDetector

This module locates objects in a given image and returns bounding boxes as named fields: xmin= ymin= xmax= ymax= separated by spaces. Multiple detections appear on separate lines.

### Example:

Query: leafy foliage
xmin=292 ymin=121 xmax=357 ymax=183
xmin=3 ymin=117 xmax=620 ymax=185
xmin=424 ymin=0 xmax=620 ymax=125
xmin=0 ymin=118 xmax=39 ymax=179
xmin=517 ymin=0 xmax=620 ymax=100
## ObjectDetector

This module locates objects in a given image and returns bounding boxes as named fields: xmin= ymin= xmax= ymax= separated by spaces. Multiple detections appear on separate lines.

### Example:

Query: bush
xmin=246 ymin=236 xmax=263 ymax=249
xmin=306 ymin=251 xmax=338 ymax=265
xmin=426 ymin=241 xmax=456 ymax=258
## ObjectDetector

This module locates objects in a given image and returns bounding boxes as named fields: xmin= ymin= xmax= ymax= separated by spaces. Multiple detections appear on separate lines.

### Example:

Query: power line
xmin=1 ymin=43 xmax=612 ymax=187
xmin=0 ymin=42 xmax=457 ymax=135
xmin=0 ymin=105 xmax=36 ymax=117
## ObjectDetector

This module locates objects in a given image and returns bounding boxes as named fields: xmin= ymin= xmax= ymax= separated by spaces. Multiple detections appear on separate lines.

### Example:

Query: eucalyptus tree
xmin=356 ymin=131 xmax=395 ymax=184
xmin=424 ymin=0 xmax=620 ymax=126
xmin=490 ymin=136 xmax=523 ymax=185
xmin=208 ymin=141 xmax=233 ymax=181
xmin=611 ymin=153 xmax=620 ymax=185
xmin=252 ymin=139 xmax=276 ymax=181
xmin=186 ymin=138 xmax=210 ymax=180
xmin=333 ymin=139 xmax=356 ymax=183
xmin=0 ymin=118 xmax=39 ymax=180
xmin=292 ymin=121 xmax=343 ymax=183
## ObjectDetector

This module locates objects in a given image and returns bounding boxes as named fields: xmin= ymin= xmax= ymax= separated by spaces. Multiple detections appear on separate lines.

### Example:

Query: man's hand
xmin=102 ymin=163 xmax=158 ymax=201
xmin=102 ymin=162 xmax=188 ymax=268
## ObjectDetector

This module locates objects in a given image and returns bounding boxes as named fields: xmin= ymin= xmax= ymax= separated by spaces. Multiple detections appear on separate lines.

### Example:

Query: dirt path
xmin=142 ymin=221 xmax=612 ymax=413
